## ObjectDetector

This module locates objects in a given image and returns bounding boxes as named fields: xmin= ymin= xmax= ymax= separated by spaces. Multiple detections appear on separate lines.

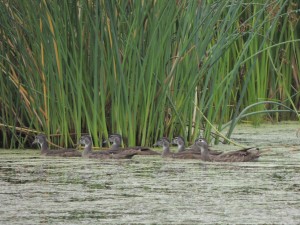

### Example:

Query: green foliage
xmin=0 ymin=0 xmax=299 ymax=148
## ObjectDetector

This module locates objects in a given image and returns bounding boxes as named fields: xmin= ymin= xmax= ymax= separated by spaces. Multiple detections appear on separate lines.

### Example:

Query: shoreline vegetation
xmin=0 ymin=1 xmax=299 ymax=149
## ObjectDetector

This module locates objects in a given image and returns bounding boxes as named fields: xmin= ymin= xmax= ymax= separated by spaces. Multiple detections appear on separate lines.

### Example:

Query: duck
xmin=171 ymin=136 xmax=186 ymax=152
xmin=32 ymin=134 xmax=81 ymax=157
xmin=107 ymin=134 xmax=122 ymax=151
xmin=154 ymin=137 xmax=203 ymax=159
xmin=107 ymin=133 xmax=160 ymax=155
xmin=194 ymin=138 xmax=260 ymax=162
xmin=79 ymin=135 xmax=140 ymax=159
xmin=172 ymin=136 xmax=223 ymax=155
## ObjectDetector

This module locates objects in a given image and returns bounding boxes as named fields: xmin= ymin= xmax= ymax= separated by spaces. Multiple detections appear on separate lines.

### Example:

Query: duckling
xmin=32 ymin=134 xmax=81 ymax=157
xmin=172 ymin=136 xmax=223 ymax=155
xmin=154 ymin=137 xmax=203 ymax=159
xmin=191 ymin=138 xmax=223 ymax=155
xmin=107 ymin=134 xmax=160 ymax=155
xmin=79 ymin=135 xmax=140 ymax=159
xmin=107 ymin=134 xmax=122 ymax=151
xmin=171 ymin=136 xmax=186 ymax=152
xmin=194 ymin=138 xmax=260 ymax=162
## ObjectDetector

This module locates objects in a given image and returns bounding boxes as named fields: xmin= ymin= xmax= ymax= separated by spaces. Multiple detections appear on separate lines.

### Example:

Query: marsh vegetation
xmin=0 ymin=1 xmax=299 ymax=149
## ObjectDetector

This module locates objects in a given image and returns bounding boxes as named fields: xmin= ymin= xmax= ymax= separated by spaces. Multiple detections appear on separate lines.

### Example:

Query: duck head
xmin=79 ymin=135 xmax=92 ymax=148
xmin=171 ymin=136 xmax=185 ymax=152
xmin=32 ymin=134 xmax=48 ymax=152
xmin=108 ymin=134 xmax=122 ymax=150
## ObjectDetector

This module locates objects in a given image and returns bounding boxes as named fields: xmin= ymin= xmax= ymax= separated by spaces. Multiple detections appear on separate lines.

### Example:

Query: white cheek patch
xmin=200 ymin=146 xmax=204 ymax=153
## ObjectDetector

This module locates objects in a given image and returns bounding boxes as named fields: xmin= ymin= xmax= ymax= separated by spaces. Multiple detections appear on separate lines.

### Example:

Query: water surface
xmin=1 ymin=122 xmax=300 ymax=224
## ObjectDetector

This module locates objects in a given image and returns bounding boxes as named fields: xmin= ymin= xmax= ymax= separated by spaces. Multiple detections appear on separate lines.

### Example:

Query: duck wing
xmin=213 ymin=147 xmax=260 ymax=162
xmin=86 ymin=153 xmax=112 ymax=159
xmin=208 ymin=149 xmax=223 ymax=155
xmin=61 ymin=150 xmax=82 ymax=157
xmin=118 ymin=146 xmax=160 ymax=155
xmin=111 ymin=149 xmax=141 ymax=159
xmin=170 ymin=150 xmax=203 ymax=159
xmin=44 ymin=148 xmax=81 ymax=157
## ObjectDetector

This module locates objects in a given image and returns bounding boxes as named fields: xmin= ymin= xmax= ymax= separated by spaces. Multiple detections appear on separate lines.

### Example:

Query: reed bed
xmin=0 ymin=0 xmax=299 ymax=148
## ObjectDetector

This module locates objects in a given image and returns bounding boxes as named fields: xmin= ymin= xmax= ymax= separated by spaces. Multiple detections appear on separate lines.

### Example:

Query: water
xmin=1 ymin=122 xmax=300 ymax=224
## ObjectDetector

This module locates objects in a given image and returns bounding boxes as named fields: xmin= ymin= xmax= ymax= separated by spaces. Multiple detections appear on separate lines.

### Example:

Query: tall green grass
xmin=0 ymin=0 xmax=299 ymax=148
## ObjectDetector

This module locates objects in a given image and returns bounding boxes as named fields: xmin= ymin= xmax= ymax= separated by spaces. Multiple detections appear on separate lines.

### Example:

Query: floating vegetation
xmin=0 ymin=123 xmax=300 ymax=224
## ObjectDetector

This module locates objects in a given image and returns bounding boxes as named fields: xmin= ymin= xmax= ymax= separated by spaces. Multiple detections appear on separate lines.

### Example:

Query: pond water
xmin=1 ymin=122 xmax=300 ymax=224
